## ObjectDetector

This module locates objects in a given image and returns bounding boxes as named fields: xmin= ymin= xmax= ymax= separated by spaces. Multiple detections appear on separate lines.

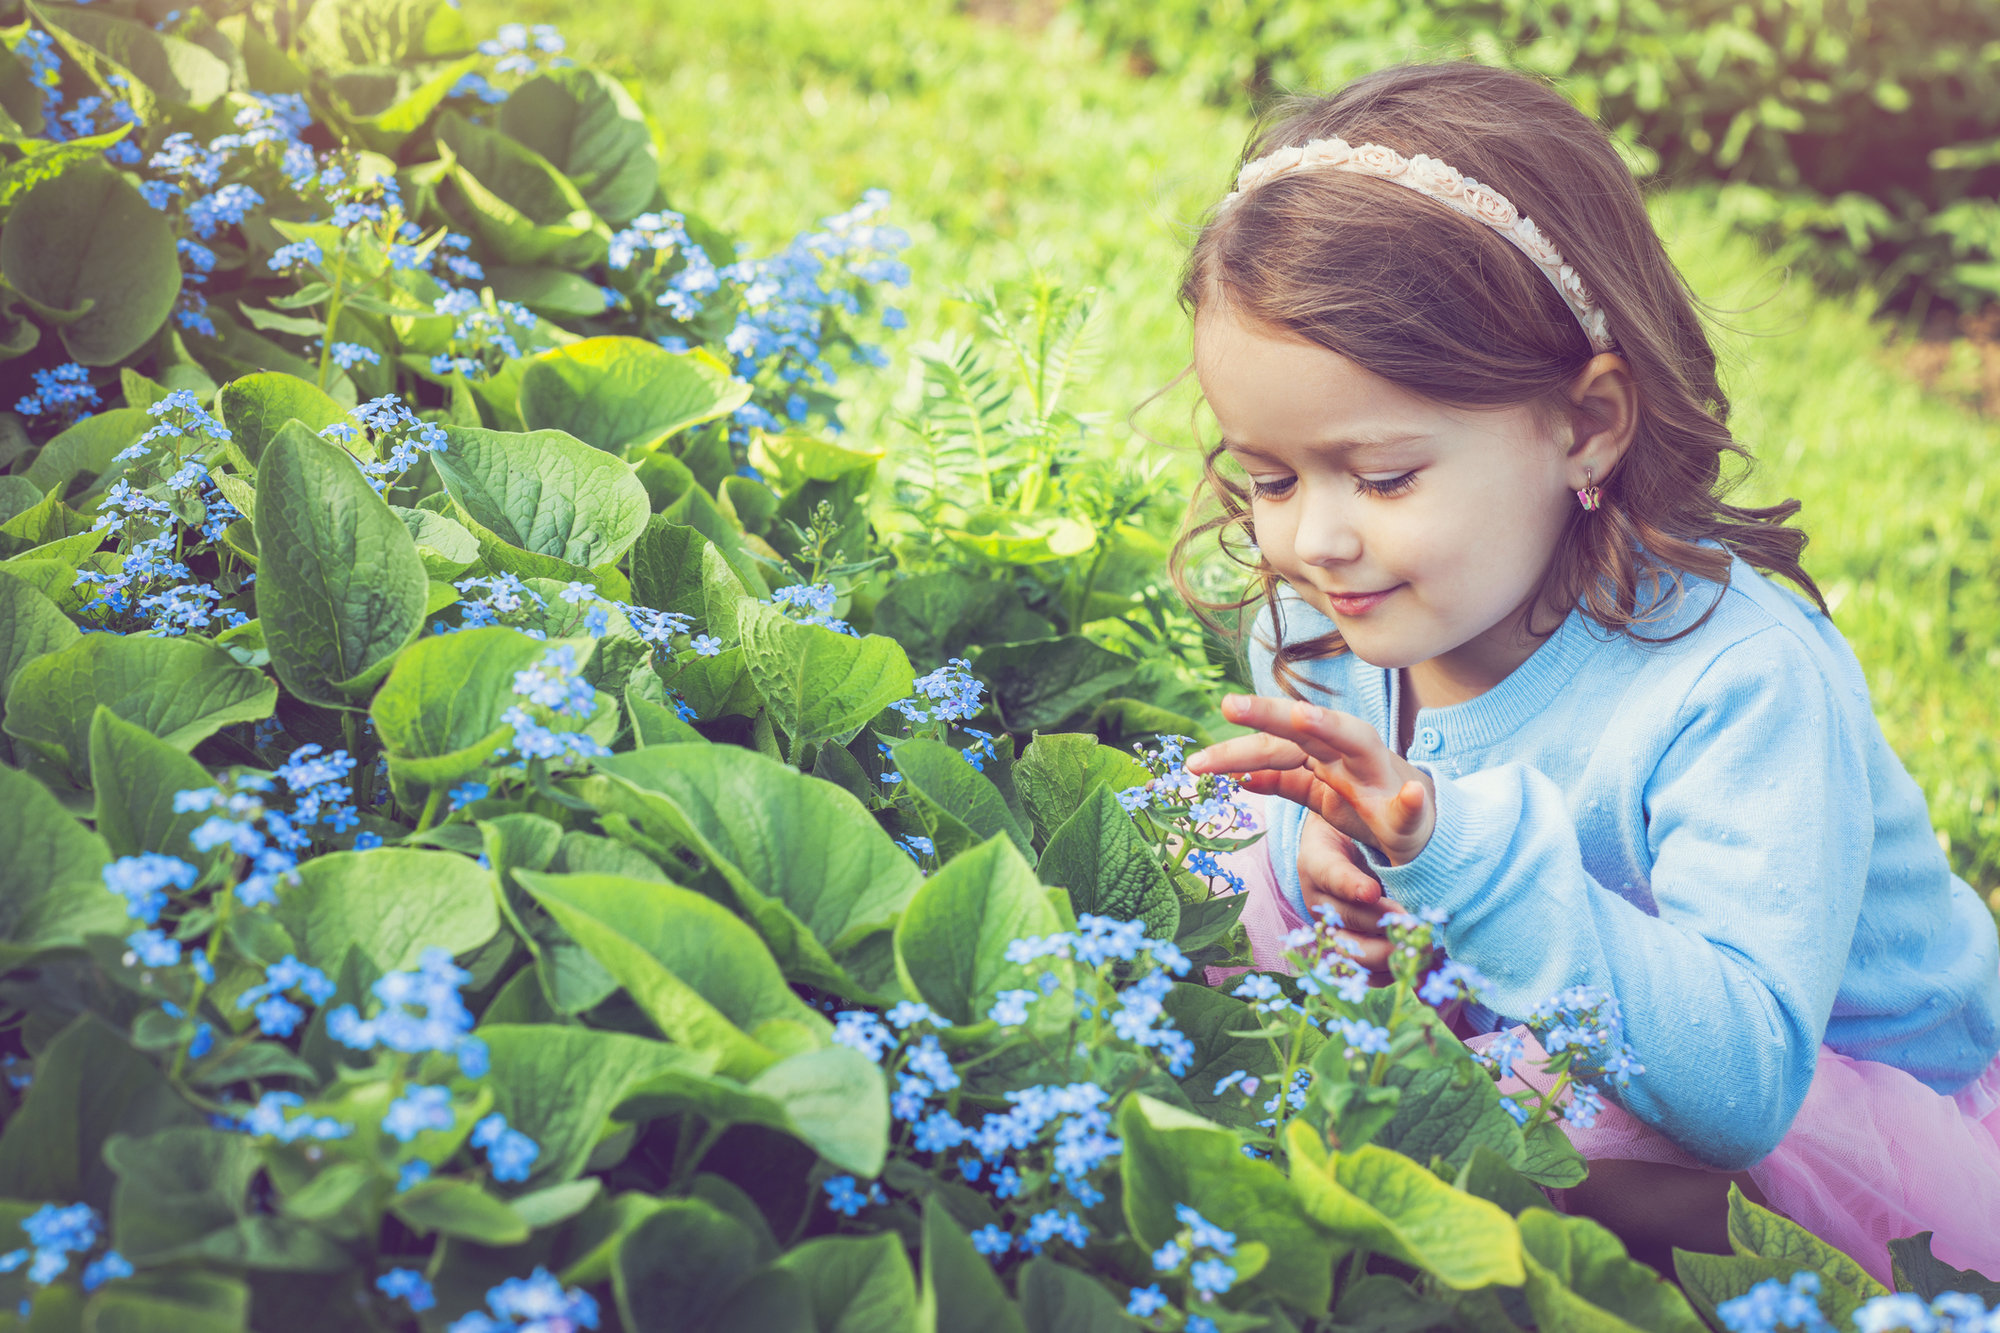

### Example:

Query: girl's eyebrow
xmin=1221 ymin=432 xmax=1427 ymax=461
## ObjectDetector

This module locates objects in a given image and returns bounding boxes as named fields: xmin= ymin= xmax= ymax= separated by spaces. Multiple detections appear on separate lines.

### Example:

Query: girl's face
xmin=1193 ymin=303 xmax=1590 ymax=697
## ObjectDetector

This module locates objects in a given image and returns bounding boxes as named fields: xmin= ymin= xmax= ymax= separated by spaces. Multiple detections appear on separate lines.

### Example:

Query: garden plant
xmin=0 ymin=0 xmax=1998 ymax=1331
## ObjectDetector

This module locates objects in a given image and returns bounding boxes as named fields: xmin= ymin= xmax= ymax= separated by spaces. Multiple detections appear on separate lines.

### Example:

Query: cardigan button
xmin=1414 ymin=725 xmax=1443 ymax=754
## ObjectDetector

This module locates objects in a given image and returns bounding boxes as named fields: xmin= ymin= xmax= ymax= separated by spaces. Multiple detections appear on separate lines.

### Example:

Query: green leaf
xmin=973 ymin=638 xmax=1135 ymax=733
xmin=893 ymin=836 xmax=1063 ymax=1026
xmin=1519 ymin=1209 xmax=1706 ymax=1333
xmin=1159 ymin=983 xmax=1289 ymax=1129
xmin=1725 ymin=1182 xmax=1889 ymax=1301
xmin=87 ymin=707 xmax=219 ymax=865
xmin=371 ymin=626 xmax=551 ymax=786
xmin=0 ymin=566 xmax=80 ymax=707
xmin=274 ymin=848 xmax=500 ymax=974
xmin=498 ymin=68 xmax=660 ymax=225
xmin=661 ymin=478 xmax=770 ymax=597
xmin=616 ymin=1045 xmax=890 ymax=1177
xmin=1037 ymin=782 xmax=1178 ymax=937
xmin=478 ymin=1024 xmax=710 ymax=1187
xmin=0 ymin=1015 xmax=201 ymax=1211
xmin=1377 ymin=1058 xmax=1547 ymax=1181
xmin=486 ymin=264 xmax=618 ymax=318
xmin=3 ymin=633 xmax=276 ymax=784
xmin=393 ymin=505 xmax=483 ymax=580
xmin=1671 ymin=1250 xmax=1843 ymax=1332
xmin=614 ymin=1198 xmax=774 ymax=1332
xmin=589 ymin=745 xmax=924 ymax=996
xmin=872 ymin=574 xmax=1054 ymax=673
xmin=1119 ymin=1097 xmax=1336 ymax=1311
xmin=1281 ymin=1125 xmax=1522 ymax=1292
xmin=0 ymin=126 xmax=135 ymax=213
xmin=775 ymin=1233 xmax=920 ymax=1333
xmin=0 ymin=763 xmax=123 ymax=968
xmin=83 ymin=1270 xmax=249 ymax=1333
xmin=20 ymin=410 xmax=152 ymax=502
xmin=519 ymin=338 xmax=751 ymax=455
xmin=516 ymin=871 xmax=828 ymax=1078
xmin=892 ymin=737 xmax=1035 ymax=863
xmin=1016 ymin=1259 xmax=1138 ymax=1333
xmin=1886 ymin=1233 xmax=2000 ymax=1303
xmin=0 ymin=161 xmax=179 ymax=365
xmin=27 ymin=1 xmax=230 ymax=118
xmin=434 ymin=424 xmax=651 ymax=566
xmin=1012 ymin=734 xmax=1151 ymax=848
xmin=215 ymin=373 xmax=347 ymax=466
xmin=628 ymin=517 xmax=713 ymax=629
xmin=104 ymin=1126 xmax=259 ymax=1264
xmin=254 ymin=420 xmax=427 ymax=707
xmin=736 ymin=599 xmax=915 ymax=751
xmin=919 ymin=1196 xmax=1026 ymax=1333
xmin=436 ymin=110 xmax=606 ymax=268
xmin=1454 ymin=1146 xmax=1552 ymax=1217
xmin=392 ymin=1178 xmax=529 ymax=1246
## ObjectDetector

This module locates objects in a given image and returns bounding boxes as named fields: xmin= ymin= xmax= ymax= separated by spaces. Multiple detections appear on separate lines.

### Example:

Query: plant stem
xmin=317 ymin=244 xmax=351 ymax=392
xmin=414 ymin=784 xmax=446 ymax=834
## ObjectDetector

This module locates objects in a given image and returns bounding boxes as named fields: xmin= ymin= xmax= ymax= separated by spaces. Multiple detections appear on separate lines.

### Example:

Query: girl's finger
xmin=1206 ymin=695 xmax=1397 ymax=785
xmin=1328 ymin=930 xmax=1392 ymax=971
xmin=1184 ymin=731 xmax=1313 ymax=776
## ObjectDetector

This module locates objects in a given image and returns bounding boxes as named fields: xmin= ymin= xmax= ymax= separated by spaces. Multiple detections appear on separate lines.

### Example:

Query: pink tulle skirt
xmin=1207 ymin=807 xmax=2000 ymax=1285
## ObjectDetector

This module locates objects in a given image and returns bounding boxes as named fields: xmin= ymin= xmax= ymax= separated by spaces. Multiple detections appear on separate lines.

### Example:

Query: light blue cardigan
xmin=1249 ymin=554 xmax=2000 ymax=1168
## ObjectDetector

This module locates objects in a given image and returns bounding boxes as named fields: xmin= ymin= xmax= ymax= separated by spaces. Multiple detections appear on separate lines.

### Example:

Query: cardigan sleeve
xmin=1360 ymin=624 xmax=1873 ymax=1169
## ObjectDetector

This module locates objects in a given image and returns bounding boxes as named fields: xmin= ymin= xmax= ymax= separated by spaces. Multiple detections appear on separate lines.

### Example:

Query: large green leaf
xmin=616 ymin=1045 xmax=890 ymax=1178
xmin=104 ymin=1126 xmax=260 ymax=1265
xmin=1888 ymin=1233 xmax=2000 ymax=1303
xmin=274 ymin=849 xmax=500 ymax=974
xmin=27 ymin=1 xmax=230 ymax=119
xmin=1518 ymin=1209 xmax=1708 ymax=1333
xmin=1012 ymin=733 xmax=1152 ymax=848
xmin=434 ymin=424 xmax=651 ymax=566
xmin=215 ymin=373 xmax=347 ymax=466
xmin=371 ymin=626 xmax=551 ymax=786
xmin=736 ymin=599 xmax=915 ymax=751
xmin=0 ymin=1014 xmax=202 ymax=1211
xmin=893 ymin=836 xmax=1064 ymax=1027
xmin=20 ymin=407 xmax=150 ymax=495
xmin=0 ymin=161 xmax=179 ymax=365
xmin=615 ymin=1199 xmax=812 ymax=1333
xmin=516 ymin=871 xmax=828 ymax=1078
xmin=1119 ymin=1097 xmax=1336 ymax=1312
xmin=394 ymin=505 xmax=483 ymax=580
xmin=891 ymin=737 xmax=1035 ymax=863
xmin=478 ymin=1025 xmax=708 ymax=1187
xmin=1159 ymin=983 xmax=1289 ymax=1129
xmin=1016 ymin=1259 xmax=1138 ymax=1333
xmin=88 ymin=707 xmax=221 ymax=866
xmin=498 ymin=69 xmax=660 ymax=225
xmin=85 ymin=1269 xmax=249 ymax=1333
xmin=1037 ymin=781 xmax=1178 ymax=937
xmin=919 ymin=1197 xmax=1026 ymax=1333
xmin=776 ymin=1233 xmax=920 ymax=1333
xmin=1281 ymin=1123 xmax=1523 ymax=1291
xmin=0 ymin=565 xmax=80 ymax=706
xmin=972 ymin=637 xmax=1135 ymax=733
xmin=518 ymin=338 xmax=751 ymax=455
xmin=872 ymin=573 xmax=1053 ymax=673
xmin=436 ymin=110 xmax=606 ymax=268
xmin=0 ymin=762 xmax=124 ymax=969
xmin=254 ymin=420 xmax=427 ymax=707
xmin=589 ymin=745 xmax=924 ymax=996
xmin=1725 ymin=1183 xmax=1889 ymax=1300
xmin=3 ymin=632 xmax=275 ymax=783
xmin=626 ymin=517 xmax=712 ymax=630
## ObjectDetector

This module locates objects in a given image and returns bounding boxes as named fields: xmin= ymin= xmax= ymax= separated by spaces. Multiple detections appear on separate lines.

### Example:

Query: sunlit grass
xmin=472 ymin=0 xmax=2000 ymax=892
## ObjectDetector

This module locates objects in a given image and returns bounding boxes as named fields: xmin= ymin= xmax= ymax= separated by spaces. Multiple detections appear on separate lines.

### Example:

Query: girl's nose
xmin=1289 ymin=486 xmax=1363 ymax=567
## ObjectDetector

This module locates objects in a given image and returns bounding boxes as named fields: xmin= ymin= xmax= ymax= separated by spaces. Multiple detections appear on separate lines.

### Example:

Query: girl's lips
xmin=1326 ymin=586 xmax=1399 ymax=616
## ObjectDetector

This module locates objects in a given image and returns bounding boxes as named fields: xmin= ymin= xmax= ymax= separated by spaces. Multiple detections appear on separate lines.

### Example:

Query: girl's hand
xmin=1186 ymin=694 xmax=1437 ymax=867
xmin=1299 ymin=812 xmax=1406 ymax=980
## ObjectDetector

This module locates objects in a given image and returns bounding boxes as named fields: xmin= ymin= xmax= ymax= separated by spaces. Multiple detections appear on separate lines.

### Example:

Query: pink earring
xmin=1576 ymin=467 xmax=1602 ymax=512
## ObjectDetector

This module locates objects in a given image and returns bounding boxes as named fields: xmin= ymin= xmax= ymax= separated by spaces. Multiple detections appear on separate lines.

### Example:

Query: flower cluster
xmin=1512 ymin=984 xmax=1643 ymax=1130
xmin=1117 ymin=735 xmax=1257 ymax=837
xmin=321 ymin=393 xmax=450 ymax=493
xmin=1005 ymin=916 xmax=1196 ymax=1072
xmin=12 ymin=362 xmax=99 ymax=422
xmin=175 ymin=745 xmax=361 ymax=906
xmin=428 ymin=288 xmax=540 ymax=379
xmin=501 ymin=644 xmax=612 ymax=766
xmin=0 ymin=1204 xmax=131 ymax=1310
xmin=477 ymin=23 xmax=571 ymax=77
xmin=769 ymin=581 xmax=855 ymax=635
xmin=230 ymin=1090 xmax=354 ymax=1143
xmin=446 ymin=1268 xmax=599 ymax=1333
xmin=236 ymin=955 xmax=337 ymax=1038
xmin=326 ymin=947 xmax=491 ymax=1078
xmin=1129 ymin=1205 xmax=1241 ymax=1331
xmin=892 ymin=658 xmax=985 ymax=726
xmin=607 ymin=209 xmax=720 ymax=321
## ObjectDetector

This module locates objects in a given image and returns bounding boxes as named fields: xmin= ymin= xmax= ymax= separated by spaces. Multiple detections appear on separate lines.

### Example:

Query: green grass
xmin=470 ymin=0 xmax=2000 ymax=894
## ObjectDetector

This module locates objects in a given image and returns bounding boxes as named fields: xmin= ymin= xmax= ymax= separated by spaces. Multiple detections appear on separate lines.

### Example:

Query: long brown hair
xmin=1165 ymin=62 xmax=1824 ymax=698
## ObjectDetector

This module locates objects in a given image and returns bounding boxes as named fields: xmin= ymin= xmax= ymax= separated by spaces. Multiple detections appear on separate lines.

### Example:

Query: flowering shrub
xmin=0 ymin=1 xmax=1991 ymax=1329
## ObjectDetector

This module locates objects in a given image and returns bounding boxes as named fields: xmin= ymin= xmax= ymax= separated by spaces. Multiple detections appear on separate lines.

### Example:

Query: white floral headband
xmin=1218 ymin=136 xmax=1616 ymax=353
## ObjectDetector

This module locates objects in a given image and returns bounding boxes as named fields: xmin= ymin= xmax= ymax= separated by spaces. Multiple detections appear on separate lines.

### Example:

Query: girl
xmin=1169 ymin=62 xmax=2000 ymax=1278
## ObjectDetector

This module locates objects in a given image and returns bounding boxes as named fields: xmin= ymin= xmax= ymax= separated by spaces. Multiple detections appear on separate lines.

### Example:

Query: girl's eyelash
xmin=1248 ymin=472 xmax=1418 ymax=500
xmin=1355 ymin=471 xmax=1418 ymax=498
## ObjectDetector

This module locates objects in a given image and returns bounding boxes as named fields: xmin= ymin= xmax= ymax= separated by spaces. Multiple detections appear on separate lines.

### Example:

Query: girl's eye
xmin=1355 ymin=471 xmax=1418 ymax=498
xmin=1249 ymin=476 xmax=1296 ymax=500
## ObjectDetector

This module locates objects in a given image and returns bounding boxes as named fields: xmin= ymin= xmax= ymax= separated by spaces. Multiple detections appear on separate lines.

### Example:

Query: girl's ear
xmin=1564 ymin=352 xmax=1639 ymax=484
